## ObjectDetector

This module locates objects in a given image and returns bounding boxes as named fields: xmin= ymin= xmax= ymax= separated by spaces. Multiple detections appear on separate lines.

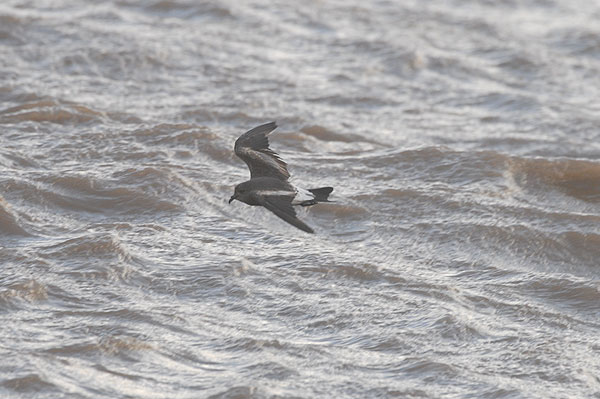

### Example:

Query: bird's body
xmin=229 ymin=122 xmax=333 ymax=233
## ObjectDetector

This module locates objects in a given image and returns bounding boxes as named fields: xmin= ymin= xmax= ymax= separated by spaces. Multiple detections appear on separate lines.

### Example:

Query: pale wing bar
xmin=234 ymin=122 xmax=290 ymax=180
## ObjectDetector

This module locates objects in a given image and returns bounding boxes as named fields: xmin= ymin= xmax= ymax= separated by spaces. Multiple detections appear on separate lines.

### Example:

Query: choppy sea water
xmin=2 ymin=0 xmax=600 ymax=398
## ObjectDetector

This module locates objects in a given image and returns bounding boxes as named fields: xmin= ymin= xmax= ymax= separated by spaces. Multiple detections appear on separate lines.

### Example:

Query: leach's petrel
xmin=229 ymin=122 xmax=333 ymax=233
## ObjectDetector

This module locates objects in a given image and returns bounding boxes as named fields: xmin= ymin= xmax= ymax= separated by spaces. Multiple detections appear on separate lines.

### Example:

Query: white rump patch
xmin=292 ymin=187 xmax=315 ymax=205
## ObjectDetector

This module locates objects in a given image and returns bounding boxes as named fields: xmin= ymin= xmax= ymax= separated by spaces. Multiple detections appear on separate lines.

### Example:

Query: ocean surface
xmin=2 ymin=1 xmax=600 ymax=398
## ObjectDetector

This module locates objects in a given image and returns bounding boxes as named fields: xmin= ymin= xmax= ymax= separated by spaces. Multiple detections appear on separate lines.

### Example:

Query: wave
xmin=300 ymin=124 xmax=380 ymax=145
xmin=343 ymin=146 xmax=600 ymax=203
xmin=39 ymin=233 xmax=146 ymax=283
xmin=507 ymin=156 xmax=600 ymax=203
xmin=1 ymin=374 xmax=55 ymax=393
xmin=5 ymin=175 xmax=182 ymax=215
xmin=331 ymin=147 xmax=600 ymax=272
xmin=42 ymin=233 xmax=132 ymax=261
xmin=0 ymin=100 xmax=102 ymax=125
xmin=0 ymin=98 xmax=142 ymax=125
xmin=0 ymin=196 xmax=30 ymax=236
xmin=548 ymin=27 xmax=600 ymax=58
xmin=0 ymin=279 xmax=47 ymax=306
xmin=144 ymin=1 xmax=234 ymax=19
xmin=43 ymin=334 xmax=154 ymax=356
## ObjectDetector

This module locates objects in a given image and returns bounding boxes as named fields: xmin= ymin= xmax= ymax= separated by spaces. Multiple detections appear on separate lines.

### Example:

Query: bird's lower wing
xmin=259 ymin=195 xmax=315 ymax=234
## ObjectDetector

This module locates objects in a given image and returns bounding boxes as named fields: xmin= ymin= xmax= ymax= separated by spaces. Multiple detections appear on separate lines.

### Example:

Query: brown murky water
xmin=1 ymin=1 xmax=600 ymax=398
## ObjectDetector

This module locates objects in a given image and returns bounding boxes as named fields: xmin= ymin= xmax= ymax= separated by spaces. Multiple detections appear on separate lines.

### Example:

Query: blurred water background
xmin=1 ymin=0 xmax=600 ymax=398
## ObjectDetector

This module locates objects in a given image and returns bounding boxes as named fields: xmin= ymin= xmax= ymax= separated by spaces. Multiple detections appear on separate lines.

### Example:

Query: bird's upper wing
xmin=257 ymin=193 xmax=314 ymax=234
xmin=234 ymin=122 xmax=290 ymax=180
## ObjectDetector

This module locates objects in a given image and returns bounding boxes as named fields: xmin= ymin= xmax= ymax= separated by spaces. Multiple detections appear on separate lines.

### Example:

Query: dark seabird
xmin=229 ymin=122 xmax=333 ymax=234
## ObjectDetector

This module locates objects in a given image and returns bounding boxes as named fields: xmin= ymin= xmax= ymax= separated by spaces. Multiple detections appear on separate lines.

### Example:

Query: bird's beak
xmin=229 ymin=195 xmax=236 ymax=204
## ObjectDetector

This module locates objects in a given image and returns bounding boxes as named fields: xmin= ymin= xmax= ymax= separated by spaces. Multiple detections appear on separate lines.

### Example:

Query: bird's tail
xmin=300 ymin=187 xmax=333 ymax=206
xmin=309 ymin=187 xmax=333 ymax=202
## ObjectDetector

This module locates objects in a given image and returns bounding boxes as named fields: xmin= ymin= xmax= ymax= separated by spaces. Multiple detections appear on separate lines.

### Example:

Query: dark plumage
xmin=229 ymin=122 xmax=333 ymax=233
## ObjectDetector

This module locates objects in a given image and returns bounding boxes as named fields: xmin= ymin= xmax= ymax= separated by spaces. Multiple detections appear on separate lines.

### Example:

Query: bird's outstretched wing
xmin=257 ymin=194 xmax=314 ymax=234
xmin=234 ymin=122 xmax=290 ymax=180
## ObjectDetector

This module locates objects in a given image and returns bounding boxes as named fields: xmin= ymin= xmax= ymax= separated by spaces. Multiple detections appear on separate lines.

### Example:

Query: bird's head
xmin=229 ymin=183 xmax=248 ymax=204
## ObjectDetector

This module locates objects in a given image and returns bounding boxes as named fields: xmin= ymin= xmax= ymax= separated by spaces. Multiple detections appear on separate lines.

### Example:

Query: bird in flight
xmin=229 ymin=122 xmax=333 ymax=233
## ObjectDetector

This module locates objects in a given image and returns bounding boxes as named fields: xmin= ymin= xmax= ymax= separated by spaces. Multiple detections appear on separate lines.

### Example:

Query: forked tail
xmin=300 ymin=187 xmax=333 ymax=206
xmin=309 ymin=187 xmax=333 ymax=202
